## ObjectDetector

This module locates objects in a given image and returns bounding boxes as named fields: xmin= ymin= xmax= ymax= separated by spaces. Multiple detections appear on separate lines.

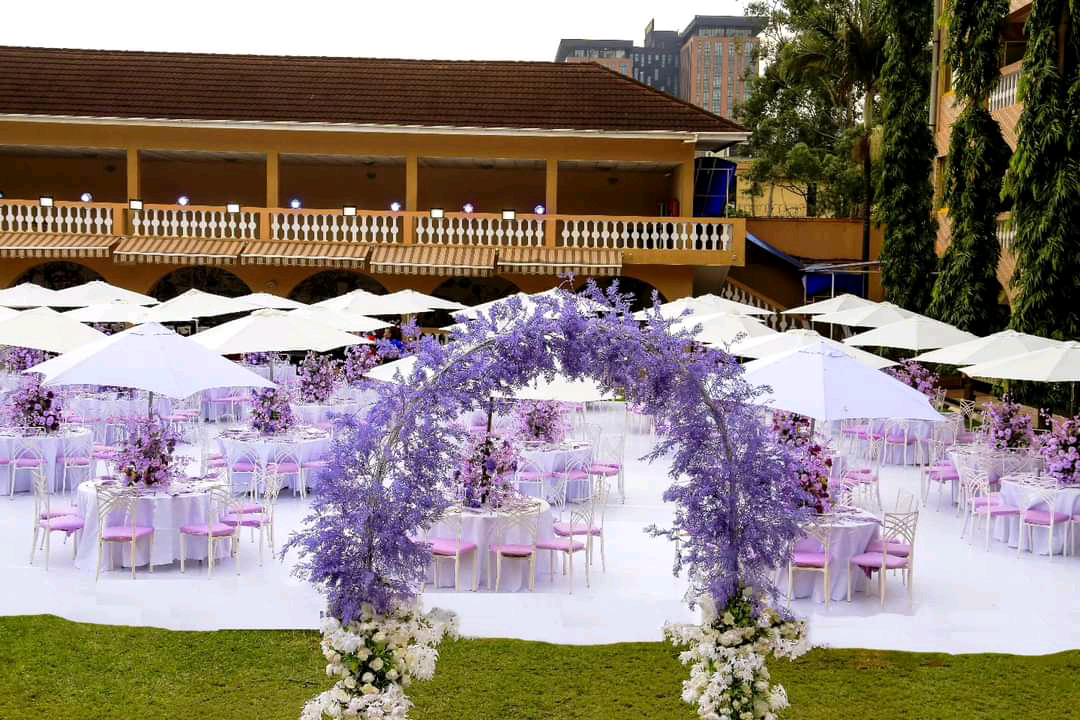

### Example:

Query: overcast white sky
xmin=1 ymin=0 xmax=749 ymax=61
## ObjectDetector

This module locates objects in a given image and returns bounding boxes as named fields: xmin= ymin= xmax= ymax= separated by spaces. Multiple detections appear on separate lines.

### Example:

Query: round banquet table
xmin=781 ymin=509 xmax=881 ymax=603
xmin=0 ymin=426 xmax=93 ymax=494
xmin=947 ymin=446 xmax=1041 ymax=502
xmin=74 ymin=479 xmax=230 ymax=572
xmin=292 ymin=401 xmax=361 ymax=426
xmin=423 ymin=500 xmax=555 ymax=591
xmin=518 ymin=441 xmax=593 ymax=502
xmin=997 ymin=478 xmax=1080 ymax=554
xmin=216 ymin=429 xmax=332 ymax=493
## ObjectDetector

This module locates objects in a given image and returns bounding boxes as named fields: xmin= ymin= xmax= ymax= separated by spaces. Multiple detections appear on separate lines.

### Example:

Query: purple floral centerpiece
xmin=771 ymin=412 xmax=832 ymax=513
xmin=1037 ymin=413 xmax=1080 ymax=485
xmin=6 ymin=377 xmax=62 ymax=433
xmin=4 ymin=346 xmax=46 ymax=373
xmin=456 ymin=433 xmax=519 ymax=509
xmin=114 ymin=417 xmax=186 ymax=487
xmin=886 ymin=359 xmax=940 ymax=400
xmin=511 ymin=399 xmax=568 ymax=444
xmin=242 ymin=351 xmax=272 ymax=366
xmin=986 ymin=396 xmax=1034 ymax=449
xmin=343 ymin=344 xmax=378 ymax=386
xmin=249 ymin=387 xmax=295 ymax=435
xmin=299 ymin=351 xmax=339 ymax=403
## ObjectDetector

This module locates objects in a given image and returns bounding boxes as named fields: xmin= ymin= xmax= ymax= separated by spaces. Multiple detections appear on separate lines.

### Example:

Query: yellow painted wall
xmin=733 ymin=162 xmax=808 ymax=217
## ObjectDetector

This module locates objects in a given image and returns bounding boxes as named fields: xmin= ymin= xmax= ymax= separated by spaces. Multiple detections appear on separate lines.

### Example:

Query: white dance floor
xmin=3 ymin=429 xmax=1080 ymax=654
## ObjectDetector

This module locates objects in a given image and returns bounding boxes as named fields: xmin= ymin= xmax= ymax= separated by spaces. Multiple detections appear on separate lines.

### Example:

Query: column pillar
xmin=676 ymin=156 xmax=695 ymax=218
xmin=262 ymin=151 xmax=279 ymax=240
xmin=544 ymin=158 xmax=558 ymax=247
xmin=122 ymin=147 xmax=140 ymax=235
xmin=404 ymin=153 xmax=418 ymax=244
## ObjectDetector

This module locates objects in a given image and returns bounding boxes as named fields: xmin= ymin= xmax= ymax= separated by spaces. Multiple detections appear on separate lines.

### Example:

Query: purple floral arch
xmin=285 ymin=281 xmax=806 ymax=623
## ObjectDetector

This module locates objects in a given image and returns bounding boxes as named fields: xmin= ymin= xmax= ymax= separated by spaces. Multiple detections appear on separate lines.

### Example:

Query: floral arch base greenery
xmin=285 ymin=282 xmax=809 ymax=720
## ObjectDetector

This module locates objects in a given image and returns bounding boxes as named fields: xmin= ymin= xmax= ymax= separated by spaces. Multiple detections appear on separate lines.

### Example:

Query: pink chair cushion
xmin=516 ymin=471 xmax=546 ymax=482
xmin=163 ymin=415 xmax=189 ymax=422
xmin=928 ymin=466 xmax=959 ymax=480
xmin=552 ymin=469 xmax=589 ymax=481
xmin=981 ymin=504 xmax=1020 ymax=516
xmin=973 ymin=494 xmax=1001 ymax=507
xmin=207 ymin=457 xmax=228 ymax=468
xmin=221 ymin=513 xmax=267 ymax=528
xmin=180 ymin=522 xmax=236 ymax=537
xmin=491 ymin=543 xmax=534 ymax=557
xmin=231 ymin=461 xmax=257 ymax=472
xmin=63 ymin=457 xmax=91 ymax=466
xmin=791 ymin=550 xmax=827 ymax=568
xmin=850 ymin=551 xmax=908 ymax=569
xmin=302 ymin=460 xmax=329 ymax=469
xmin=234 ymin=502 xmax=265 ymax=513
xmin=1023 ymin=509 xmax=1070 ymax=525
xmin=15 ymin=457 xmax=44 ymax=467
xmin=102 ymin=525 xmax=153 ymax=541
xmin=266 ymin=462 xmax=300 ymax=474
xmin=552 ymin=522 xmax=602 ymax=537
xmin=40 ymin=515 xmax=85 ymax=532
xmin=866 ymin=539 xmax=912 ymax=557
xmin=40 ymin=509 xmax=76 ymax=519
xmin=537 ymin=538 xmax=586 ymax=552
xmin=429 ymin=538 xmax=478 ymax=556
xmin=587 ymin=465 xmax=619 ymax=477
xmin=842 ymin=425 xmax=868 ymax=436
xmin=884 ymin=433 xmax=917 ymax=445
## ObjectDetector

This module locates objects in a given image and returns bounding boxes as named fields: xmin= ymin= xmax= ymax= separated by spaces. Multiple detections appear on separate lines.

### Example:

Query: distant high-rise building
xmin=555 ymin=15 xmax=765 ymax=119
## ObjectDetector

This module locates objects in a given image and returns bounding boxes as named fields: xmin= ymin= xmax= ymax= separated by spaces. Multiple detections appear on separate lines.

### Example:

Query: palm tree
xmin=783 ymin=0 xmax=887 ymax=294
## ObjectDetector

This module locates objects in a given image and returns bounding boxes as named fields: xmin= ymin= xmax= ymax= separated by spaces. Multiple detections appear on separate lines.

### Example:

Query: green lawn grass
xmin=2 ymin=615 xmax=1079 ymax=719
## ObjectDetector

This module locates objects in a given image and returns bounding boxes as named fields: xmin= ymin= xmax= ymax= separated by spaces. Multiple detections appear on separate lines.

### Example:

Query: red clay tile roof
xmin=0 ymin=46 xmax=746 ymax=135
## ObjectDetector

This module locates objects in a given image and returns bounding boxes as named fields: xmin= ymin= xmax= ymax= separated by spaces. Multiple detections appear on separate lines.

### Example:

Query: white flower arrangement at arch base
xmin=664 ymin=589 xmax=809 ymax=720
xmin=301 ymin=601 xmax=459 ymax=720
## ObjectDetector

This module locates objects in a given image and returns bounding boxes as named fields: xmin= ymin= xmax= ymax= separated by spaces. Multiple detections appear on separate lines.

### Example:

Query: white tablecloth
xmin=782 ymin=512 xmax=881 ymax=602
xmin=293 ymin=401 xmax=360 ymax=426
xmin=423 ymin=501 xmax=555 ymax=591
xmin=0 ymin=427 xmax=93 ymax=494
xmin=997 ymin=479 xmax=1080 ymax=554
xmin=216 ymin=431 xmax=332 ymax=492
xmin=74 ymin=480 xmax=229 ymax=572
xmin=519 ymin=442 xmax=593 ymax=501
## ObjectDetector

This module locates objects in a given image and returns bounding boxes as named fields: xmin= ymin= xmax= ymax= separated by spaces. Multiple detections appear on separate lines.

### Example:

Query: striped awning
xmin=498 ymin=247 xmax=622 ymax=277
xmin=113 ymin=236 xmax=245 ymax=265
xmin=240 ymin=241 xmax=370 ymax=268
xmin=369 ymin=244 xmax=495 ymax=277
xmin=0 ymin=232 xmax=117 ymax=259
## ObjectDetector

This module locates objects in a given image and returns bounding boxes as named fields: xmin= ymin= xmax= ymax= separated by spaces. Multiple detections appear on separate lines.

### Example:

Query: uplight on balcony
xmin=430 ymin=208 xmax=445 ymax=219
xmin=39 ymin=196 xmax=54 ymax=207
xmin=501 ymin=209 xmax=516 ymax=220
xmin=226 ymin=202 xmax=241 ymax=214
xmin=80 ymin=192 xmax=94 ymax=202
xmin=128 ymin=199 xmax=144 ymax=211
xmin=342 ymin=206 xmax=357 ymax=216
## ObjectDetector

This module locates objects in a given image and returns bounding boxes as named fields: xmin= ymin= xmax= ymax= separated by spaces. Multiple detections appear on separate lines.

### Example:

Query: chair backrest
xmin=435 ymin=508 xmax=465 ymax=542
xmin=1012 ymin=476 xmax=1061 ymax=514
xmin=96 ymin=485 xmax=146 ymax=535
xmin=595 ymin=432 xmax=625 ymax=467
xmin=514 ymin=456 xmax=546 ymax=495
xmin=491 ymin=507 xmax=539 ymax=548
xmin=260 ymin=463 xmax=286 ymax=512
xmin=798 ymin=521 xmax=833 ymax=557
xmin=29 ymin=466 xmax=51 ymax=519
xmin=892 ymin=489 xmax=918 ymax=513
xmin=12 ymin=437 xmax=45 ymax=465
xmin=203 ymin=483 xmax=235 ymax=525
xmin=225 ymin=444 xmax=261 ymax=493
xmin=270 ymin=446 xmax=300 ymax=471
xmin=882 ymin=511 xmax=918 ymax=554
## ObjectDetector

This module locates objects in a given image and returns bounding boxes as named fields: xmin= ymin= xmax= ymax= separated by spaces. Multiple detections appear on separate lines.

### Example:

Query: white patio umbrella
xmin=62 ymin=301 xmax=154 ymax=325
xmin=731 ymin=329 xmax=896 ymax=369
xmin=319 ymin=288 xmax=463 ymax=315
xmin=0 ymin=307 xmax=107 ymax=353
xmin=913 ymin=330 xmax=1060 ymax=366
xmin=236 ymin=292 xmax=307 ymax=310
xmin=28 ymin=323 xmax=275 ymax=414
xmin=634 ymin=294 xmax=771 ymax=321
xmin=843 ymin=316 xmax=978 ymax=351
xmin=672 ymin=311 xmax=778 ymax=347
xmin=454 ymin=289 xmax=605 ymax=324
xmin=0 ymin=306 xmax=19 ymax=323
xmin=364 ymin=355 xmax=420 ymax=383
xmin=782 ymin=293 xmax=877 ymax=316
xmin=742 ymin=342 xmax=942 ymax=422
xmin=961 ymin=342 xmax=1080 ymax=382
xmin=51 ymin=280 xmax=157 ymax=306
xmin=0 ymin=283 xmax=63 ymax=308
xmin=289 ymin=306 xmax=392 ymax=333
xmin=191 ymin=308 xmax=370 ymax=356
xmin=813 ymin=301 xmax=919 ymax=328
xmin=384 ymin=289 xmax=466 ymax=311
xmin=143 ymin=289 xmax=260 ymax=322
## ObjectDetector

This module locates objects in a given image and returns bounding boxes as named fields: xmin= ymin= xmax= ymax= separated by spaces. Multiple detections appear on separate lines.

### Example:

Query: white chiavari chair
xmin=179 ymin=483 xmax=240 ymax=576
xmin=95 ymin=486 xmax=154 ymax=581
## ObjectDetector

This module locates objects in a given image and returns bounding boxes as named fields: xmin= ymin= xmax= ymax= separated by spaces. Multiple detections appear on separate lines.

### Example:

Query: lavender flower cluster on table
xmin=112 ymin=416 xmax=188 ymax=487
xmin=886 ymin=359 xmax=941 ymax=400
xmin=986 ymin=396 xmax=1035 ymax=449
xmin=455 ymin=432 xmax=519 ymax=509
xmin=5 ymin=376 xmax=63 ymax=433
xmin=511 ymin=399 xmax=569 ymax=444
xmin=771 ymin=412 xmax=833 ymax=514
xmin=299 ymin=352 xmax=340 ymax=404
xmin=249 ymin=387 xmax=296 ymax=435
xmin=1036 ymin=412 xmax=1080 ymax=485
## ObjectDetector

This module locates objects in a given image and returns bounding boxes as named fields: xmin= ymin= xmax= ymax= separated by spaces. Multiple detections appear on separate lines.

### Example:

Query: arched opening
xmin=149 ymin=266 xmax=252 ymax=301
xmin=289 ymin=270 xmax=387 ymax=305
xmin=14 ymin=262 xmax=104 ymax=290
xmin=584 ymin=276 xmax=666 ymax=312
xmin=419 ymin=276 xmax=521 ymax=328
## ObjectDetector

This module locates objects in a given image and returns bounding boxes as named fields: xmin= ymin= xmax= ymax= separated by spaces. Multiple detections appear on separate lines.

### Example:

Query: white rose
xmin=386 ymin=669 xmax=399 ymax=681
xmin=373 ymin=631 xmax=387 ymax=644
xmin=344 ymin=676 xmax=357 ymax=689
xmin=370 ymin=657 xmax=385 ymax=671
xmin=362 ymin=672 xmax=374 ymax=683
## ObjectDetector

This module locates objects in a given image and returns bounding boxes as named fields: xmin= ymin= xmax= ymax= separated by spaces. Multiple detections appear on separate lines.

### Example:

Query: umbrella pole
xmin=486 ymin=396 xmax=494 ymax=434
xmin=147 ymin=391 xmax=153 ymax=418
xmin=269 ymin=361 xmax=275 ymax=382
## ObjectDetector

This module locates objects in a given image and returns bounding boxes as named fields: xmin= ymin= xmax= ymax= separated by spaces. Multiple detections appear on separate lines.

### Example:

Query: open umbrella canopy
xmin=191 ymin=308 xmax=370 ymax=355
xmin=143 ymin=289 xmax=259 ymax=321
xmin=288 ymin=306 xmax=392 ymax=333
xmin=0 ymin=283 xmax=63 ymax=308
xmin=731 ymin=329 xmax=895 ymax=369
xmin=509 ymin=374 xmax=612 ymax=402
xmin=62 ymin=301 xmax=154 ymax=325
xmin=453 ymin=289 xmax=605 ymax=325
xmin=0 ymin=307 xmax=107 ymax=353
xmin=672 ymin=311 xmax=778 ymax=347
xmin=633 ymin=294 xmax=771 ymax=321
xmin=782 ymin=293 xmax=877 ymax=316
xmin=843 ymin=316 xmax=978 ymax=351
xmin=813 ymin=301 xmax=920 ymax=328
xmin=0 ymin=306 xmax=19 ymax=323
xmin=913 ymin=330 xmax=1060 ymax=366
xmin=27 ymin=322 xmax=275 ymax=398
xmin=51 ymin=280 xmax=157 ymax=306
xmin=318 ymin=288 xmax=463 ymax=315
xmin=236 ymin=292 xmax=307 ymax=310
xmin=364 ymin=355 xmax=421 ymax=383
xmin=742 ymin=342 xmax=942 ymax=422
xmin=961 ymin=341 xmax=1080 ymax=382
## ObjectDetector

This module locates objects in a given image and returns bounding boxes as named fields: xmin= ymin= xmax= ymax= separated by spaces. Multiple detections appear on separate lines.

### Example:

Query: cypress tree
xmin=928 ymin=0 xmax=1012 ymax=334
xmin=878 ymin=0 xmax=938 ymax=312
xmin=1003 ymin=0 xmax=1080 ymax=339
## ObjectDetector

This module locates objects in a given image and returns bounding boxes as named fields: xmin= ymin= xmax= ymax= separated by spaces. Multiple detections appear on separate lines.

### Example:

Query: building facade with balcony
xmin=0 ymin=46 xmax=751 ymax=308
xmin=931 ymin=0 xmax=1030 ymax=302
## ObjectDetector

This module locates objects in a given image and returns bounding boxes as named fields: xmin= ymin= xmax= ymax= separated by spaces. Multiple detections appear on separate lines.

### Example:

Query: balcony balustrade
xmin=989 ymin=61 xmax=1023 ymax=112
